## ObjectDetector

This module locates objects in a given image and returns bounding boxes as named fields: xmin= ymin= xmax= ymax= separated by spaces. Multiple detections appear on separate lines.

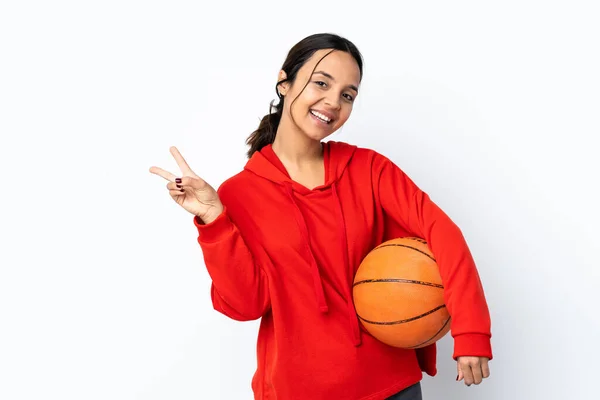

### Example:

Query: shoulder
xmin=329 ymin=141 xmax=413 ymax=191
xmin=328 ymin=140 xmax=394 ymax=167
xmin=215 ymin=169 xmax=254 ymax=200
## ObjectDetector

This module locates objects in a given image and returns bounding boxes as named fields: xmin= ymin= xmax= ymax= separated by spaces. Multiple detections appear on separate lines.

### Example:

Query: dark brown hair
xmin=245 ymin=33 xmax=364 ymax=158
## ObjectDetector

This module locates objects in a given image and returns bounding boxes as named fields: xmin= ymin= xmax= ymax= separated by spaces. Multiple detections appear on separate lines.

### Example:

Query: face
xmin=278 ymin=49 xmax=361 ymax=141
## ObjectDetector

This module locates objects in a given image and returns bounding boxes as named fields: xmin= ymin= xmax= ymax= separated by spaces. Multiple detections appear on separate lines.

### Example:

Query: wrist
xmin=198 ymin=205 xmax=224 ymax=225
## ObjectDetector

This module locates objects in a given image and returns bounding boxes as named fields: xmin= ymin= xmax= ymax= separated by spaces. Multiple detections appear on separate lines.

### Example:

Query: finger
xmin=149 ymin=166 xmax=177 ymax=182
xmin=170 ymin=146 xmax=194 ymax=175
xmin=180 ymin=176 xmax=208 ymax=190
xmin=481 ymin=359 xmax=491 ymax=379
xmin=166 ymin=181 xmax=185 ymax=191
xmin=471 ymin=360 xmax=483 ymax=385
xmin=169 ymin=188 xmax=186 ymax=197
xmin=457 ymin=362 xmax=463 ymax=382
xmin=461 ymin=363 xmax=475 ymax=386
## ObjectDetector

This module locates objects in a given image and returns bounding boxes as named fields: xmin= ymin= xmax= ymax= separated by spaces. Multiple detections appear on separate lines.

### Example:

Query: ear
xmin=277 ymin=70 xmax=289 ymax=96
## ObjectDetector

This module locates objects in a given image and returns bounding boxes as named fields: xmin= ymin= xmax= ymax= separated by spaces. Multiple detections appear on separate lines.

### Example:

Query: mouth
xmin=309 ymin=109 xmax=334 ymax=125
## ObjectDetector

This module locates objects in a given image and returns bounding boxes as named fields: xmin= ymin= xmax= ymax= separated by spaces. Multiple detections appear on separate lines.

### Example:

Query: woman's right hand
xmin=149 ymin=146 xmax=224 ymax=224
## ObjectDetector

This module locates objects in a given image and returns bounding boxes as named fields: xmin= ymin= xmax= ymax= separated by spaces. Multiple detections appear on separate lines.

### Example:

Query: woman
xmin=150 ymin=33 xmax=492 ymax=400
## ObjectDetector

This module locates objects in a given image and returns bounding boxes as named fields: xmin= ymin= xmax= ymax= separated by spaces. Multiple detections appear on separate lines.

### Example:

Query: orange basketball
xmin=352 ymin=237 xmax=451 ymax=349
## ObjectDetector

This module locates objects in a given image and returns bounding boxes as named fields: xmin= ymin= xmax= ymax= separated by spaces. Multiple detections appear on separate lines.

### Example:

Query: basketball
xmin=352 ymin=237 xmax=451 ymax=349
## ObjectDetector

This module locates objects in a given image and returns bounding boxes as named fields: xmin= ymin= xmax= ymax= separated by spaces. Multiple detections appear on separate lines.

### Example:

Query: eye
xmin=314 ymin=81 xmax=327 ymax=87
xmin=343 ymin=93 xmax=354 ymax=102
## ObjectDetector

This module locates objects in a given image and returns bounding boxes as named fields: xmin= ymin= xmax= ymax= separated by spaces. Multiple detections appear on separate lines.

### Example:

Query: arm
xmin=194 ymin=204 xmax=270 ymax=321
xmin=374 ymin=155 xmax=492 ymax=360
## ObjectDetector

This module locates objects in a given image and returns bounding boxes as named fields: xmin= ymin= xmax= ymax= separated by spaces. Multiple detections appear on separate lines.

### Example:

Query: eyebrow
xmin=313 ymin=70 xmax=359 ymax=93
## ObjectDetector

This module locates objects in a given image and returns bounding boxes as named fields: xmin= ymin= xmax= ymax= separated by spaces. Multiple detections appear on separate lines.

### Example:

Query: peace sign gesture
xmin=149 ymin=147 xmax=224 ymax=224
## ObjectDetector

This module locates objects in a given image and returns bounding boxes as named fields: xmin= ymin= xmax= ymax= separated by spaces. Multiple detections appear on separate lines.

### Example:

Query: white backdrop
xmin=1 ymin=1 xmax=599 ymax=399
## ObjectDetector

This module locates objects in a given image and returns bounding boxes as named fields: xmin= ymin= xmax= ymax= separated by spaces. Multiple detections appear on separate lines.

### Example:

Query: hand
xmin=456 ymin=356 xmax=490 ymax=386
xmin=149 ymin=146 xmax=224 ymax=224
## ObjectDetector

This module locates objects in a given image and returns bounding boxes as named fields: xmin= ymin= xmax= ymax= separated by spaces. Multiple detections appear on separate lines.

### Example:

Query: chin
xmin=302 ymin=129 xmax=335 ymax=142
xmin=301 ymin=123 xmax=342 ymax=142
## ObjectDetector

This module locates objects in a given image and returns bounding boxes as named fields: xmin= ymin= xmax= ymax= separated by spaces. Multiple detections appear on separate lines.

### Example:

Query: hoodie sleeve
xmin=373 ymin=154 xmax=492 ymax=360
xmin=194 ymin=197 xmax=270 ymax=321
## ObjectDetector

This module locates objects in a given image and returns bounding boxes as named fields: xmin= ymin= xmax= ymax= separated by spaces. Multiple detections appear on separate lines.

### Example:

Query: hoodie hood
xmin=244 ymin=140 xmax=362 ymax=346
xmin=244 ymin=141 xmax=357 ymax=192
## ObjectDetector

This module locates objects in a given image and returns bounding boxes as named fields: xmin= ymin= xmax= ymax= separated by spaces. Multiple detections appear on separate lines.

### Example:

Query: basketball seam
xmin=372 ymin=244 xmax=436 ymax=262
xmin=404 ymin=237 xmax=428 ymax=245
xmin=352 ymin=278 xmax=443 ymax=289
xmin=406 ymin=316 xmax=451 ymax=349
xmin=356 ymin=304 xmax=446 ymax=325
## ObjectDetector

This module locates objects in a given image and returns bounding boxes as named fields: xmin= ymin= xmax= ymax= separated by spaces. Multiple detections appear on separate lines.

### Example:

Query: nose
xmin=324 ymin=92 xmax=341 ymax=110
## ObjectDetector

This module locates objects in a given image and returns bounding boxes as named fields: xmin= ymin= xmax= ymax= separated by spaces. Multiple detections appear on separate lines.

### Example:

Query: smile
xmin=310 ymin=110 xmax=332 ymax=124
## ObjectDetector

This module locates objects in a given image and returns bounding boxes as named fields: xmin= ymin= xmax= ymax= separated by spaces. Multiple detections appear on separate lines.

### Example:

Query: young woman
xmin=150 ymin=33 xmax=492 ymax=400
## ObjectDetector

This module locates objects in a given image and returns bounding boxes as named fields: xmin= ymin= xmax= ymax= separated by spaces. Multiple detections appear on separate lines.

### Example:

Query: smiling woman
xmin=150 ymin=33 xmax=492 ymax=400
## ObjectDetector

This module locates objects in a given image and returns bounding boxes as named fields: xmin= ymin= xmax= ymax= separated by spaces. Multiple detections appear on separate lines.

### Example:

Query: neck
xmin=272 ymin=119 xmax=323 ymax=165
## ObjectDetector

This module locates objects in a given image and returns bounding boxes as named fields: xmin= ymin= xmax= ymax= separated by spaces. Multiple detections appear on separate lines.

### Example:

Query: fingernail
xmin=175 ymin=178 xmax=182 ymax=183
xmin=176 ymin=184 xmax=182 ymax=188
xmin=179 ymin=188 xmax=184 ymax=192
xmin=456 ymin=375 xmax=459 ymax=381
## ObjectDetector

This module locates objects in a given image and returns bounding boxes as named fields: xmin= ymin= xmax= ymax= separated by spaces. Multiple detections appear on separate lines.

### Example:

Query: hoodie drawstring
xmin=284 ymin=183 xmax=329 ymax=313
xmin=332 ymin=182 xmax=363 ymax=347
xmin=283 ymin=182 xmax=362 ymax=346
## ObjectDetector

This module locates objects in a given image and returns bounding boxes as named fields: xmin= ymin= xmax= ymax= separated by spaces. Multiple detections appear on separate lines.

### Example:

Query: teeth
xmin=310 ymin=110 xmax=331 ymax=123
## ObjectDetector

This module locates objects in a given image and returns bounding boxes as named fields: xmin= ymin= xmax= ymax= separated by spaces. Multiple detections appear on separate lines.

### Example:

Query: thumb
xmin=457 ymin=362 xmax=464 ymax=381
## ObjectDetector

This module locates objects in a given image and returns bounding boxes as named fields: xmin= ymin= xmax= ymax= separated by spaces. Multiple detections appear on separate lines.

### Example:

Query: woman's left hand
xmin=456 ymin=356 xmax=490 ymax=386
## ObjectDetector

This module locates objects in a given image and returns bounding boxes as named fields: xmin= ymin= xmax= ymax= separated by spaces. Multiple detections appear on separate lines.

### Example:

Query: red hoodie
xmin=194 ymin=141 xmax=492 ymax=400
